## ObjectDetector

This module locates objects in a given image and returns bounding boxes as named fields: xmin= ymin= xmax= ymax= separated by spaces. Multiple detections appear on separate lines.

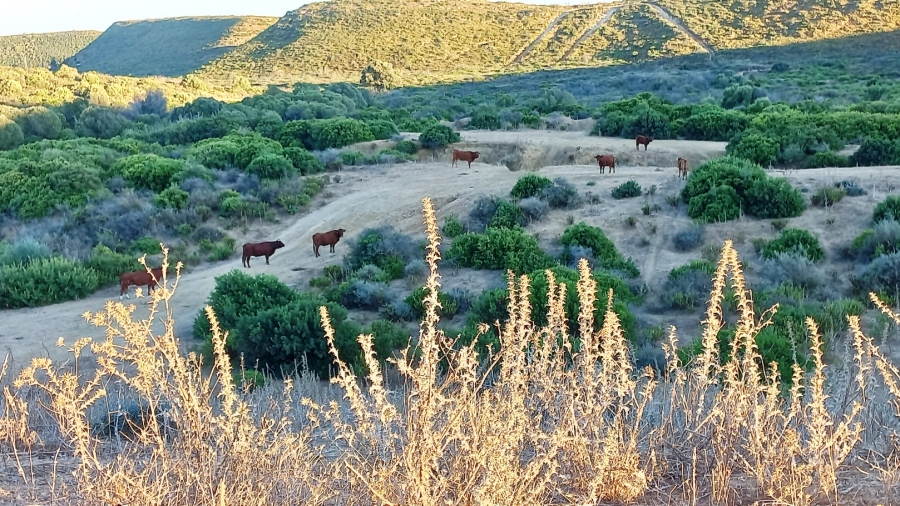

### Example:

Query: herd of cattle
xmin=116 ymin=135 xmax=689 ymax=300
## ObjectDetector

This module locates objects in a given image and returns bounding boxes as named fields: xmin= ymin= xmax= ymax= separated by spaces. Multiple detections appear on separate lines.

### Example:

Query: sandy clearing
xmin=2 ymin=129 xmax=899 ymax=368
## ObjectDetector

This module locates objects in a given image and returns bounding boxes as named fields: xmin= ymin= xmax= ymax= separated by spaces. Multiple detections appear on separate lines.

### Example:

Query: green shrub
xmin=0 ymin=115 xmax=25 ymax=150
xmin=194 ymin=270 xmax=371 ymax=378
xmin=442 ymin=216 xmax=465 ymax=238
xmin=850 ymin=138 xmax=900 ymax=167
xmin=405 ymin=286 xmax=460 ymax=320
xmin=418 ymin=124 xmax=460 ymax=149
xmin=233 ymin=369 xmax=266 ymax=390
xmin=467 ymin=288 xmax=511 ymax=328
xmin=394 ymin=139 xmax=418 ymax=155
xmin=558 ymin=222 xmax=639 ymax=277
xmin=0 ymin=257 xmax=99 ymax=309
xmin=527 ymin=266 xmax=638 ymax=344
xmin=367 ymin=320 xmax=411 ymax=361
xmin=365 ymin=119 xmax=399 ymax=140
xmin=283 ymin=147 xmax=325 ymax=175
xmin=873 ymin=196 xmax=900 ymax=224
xmin=113 ymin=154 xmax=185 ymax=193
xmin=154 ymin=186 xmax=189 ymax=209
xmin=611 ymin=180 xmax=642 ymax=199
xmin=343 ymin=226 xmax=422 ymax=279
xmin=85 ymin=244 xmax=142 ymax=286
xmin=761 ymin=229 xmax=825 ymax=263
xmin=682 ymin=156 xmax=804 ymax=222
xmin=805 ymin=151 xmax=849 ymax=169
xmin=447 ymin=228 xmax=554 ymax=275
xmin=727 ymin=132 xmax=779 ymax=166
xmin=810 ymin=187 xmax=846 ymax=207
xmin=488 ymin=200 xmax=526 ymax=230
xmin=0 ymin=238 xmax=51 ymax=266
xmin=510 ymin=174 xmax=553 ymax=199
xmin=663 ymin=261 xmax=716 ymax=310
xmin=247 ymin=154 xmax=296 ymax=180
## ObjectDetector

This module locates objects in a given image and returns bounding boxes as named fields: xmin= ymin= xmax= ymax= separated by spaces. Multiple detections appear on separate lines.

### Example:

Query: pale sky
xmin=1 ymin=0 xmax=603 ymax=36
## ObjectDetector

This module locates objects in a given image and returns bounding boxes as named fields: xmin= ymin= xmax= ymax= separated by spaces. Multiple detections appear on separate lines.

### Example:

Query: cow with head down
xmin=313 ymin=229 xmax=346 ymax=258
xmin=636 ymin=135 xmax=653 ymax=151
xmin=451 ymin=149 xmax=480 ymax=168
xmin=594 ymin=154 xmax=616 ymax=174
xmin=119 ymin=266 xmax=164 ymax=301
xmin=242 ymin=240 xmax=285 ymax=268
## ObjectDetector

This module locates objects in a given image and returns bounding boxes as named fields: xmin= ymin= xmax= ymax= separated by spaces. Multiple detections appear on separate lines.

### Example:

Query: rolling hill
xmin=63 ymin=16 xmax=278 ymax=77
xmin=0 ymin=31 xmax=100 ymax=68
xmin=190 ymin=0 xmax=900 ymax=85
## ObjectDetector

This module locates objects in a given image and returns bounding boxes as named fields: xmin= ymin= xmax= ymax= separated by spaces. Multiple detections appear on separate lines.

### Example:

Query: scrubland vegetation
xmin=0 ymin=31 xmax=99 ymax=68
xmin=3 ymin=7 xmax=900 ymax=501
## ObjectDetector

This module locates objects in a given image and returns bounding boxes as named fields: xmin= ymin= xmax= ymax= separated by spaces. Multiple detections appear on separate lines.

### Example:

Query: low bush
xmin=447 ymin=228 xmax=554 ymax=275
xmin=467 ymin=195 xmax=500 ymax=233
xmin=488 ymin=200 xmax=526 ymax=230
xmin=760 ymin=253 xmax=824 ymax=291
xmin=858 ymin=252 xmax=900 ymax=298
xmin=805 ymin=151 xmax=849 ymax=169
xmin=85 ymin=244 xmax=143 ymax=286
xmin=393 ymin=139 xmax=418 ymax=155
xmin=611 ymin=180 xmax=642 ymax=199
xmin=378 ymin=297 xmax=415 ymax=322
xmin=761 ymin=229 xmax=825 ymax=263
xmin=114 ymin=154 xmax=185 ymax=193
xmin=154 ymin=186 xmax=189 ymax=209
xmin=0 ymin=238 xmax=51 ymax=266
xmin=848 ymin=220 xmax=900 ymax=262
xmin=0 ymin=256 xmax=99 ymax=309
xmin=663 ymin=261 xmax=716 ymax=310
xmin=246 ymin=154 xmax=296 ymax=180
xmin=343 ymin=226 xmax=423 ymax=279
xmin=559 ymin=222 xmax=640 ymax=277
xmin=810 ymin=187 xmax=846 ymax=207
xmin=283 ymin=147 xmax=325 ymax=175
xmin=540 ymin=178 xmax=581 ymax=208
xmin=405 ymin=286 xmax=460 ymax=320
xmin=418 ymin=124 xmax=460 ymax=149
xmin=672 ymin=225 xmax=705 ymax=252
xmin=442 ymin=216 xmax=465 ymax=238
xmin=510 ymin=174 xmax=553 ymax=200
xmin=873 ymin=196 xmax=900 ymax=224
xmin=341 ymin=280 xmax=391 ymax=311
xmin=519 ymin=197 xmax=549 ymax=222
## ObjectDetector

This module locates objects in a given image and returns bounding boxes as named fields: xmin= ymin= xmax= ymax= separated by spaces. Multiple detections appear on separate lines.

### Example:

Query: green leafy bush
xmin=85 ymin=244 xmax=142 ymax=286
xmin=682 ymin=156 xmax=805 ymax=223
xmin=805 ymin=151 xmax=849 ymax=169
xmin=559 ymin=222 xmax=640 ymax=277
xmin=663 ymin=260 xmax=716 ymax=310
xmin=0 ymin=257 xmax=99 ymax=309
xmin=405 ymin=286 xmax=460 ymax=319
xmin=418 ymin=124 xmax=460 ymax=149
xmin=611 ymin=180 xmax=642 ymax=199
xmin=761 ymin=229 xmax=825 ymax=262
xmin=510 ymin=174 xmax=553 ymax=199
xmin=154 ymin=186 xmax=189 ymax=209
xmin=0 ymin=116 xmax=25 ymax=150
xmin=488 ymin=200 xmax=526 ymax=230
xmin=447 ymin=228 xmax=554 ymax=275
xmin=113 ymin=154 xmax=185 ymax=192
xmin=394 ymin=139 xmax=418 ymax=155
xmin=850 ymin=138 xmax=900 ymax=166
xmin=247 ymin=154 xmax=296 ymax=180
xmin=442 ymin=216 xmax=465 ymax=238
xmin=727 ymin=132 xmax=779 ymax=166
xmin=283 ymin=147 xmax=325 ymax=175
xmin=873 ymin=196 xmax=900 ymax=224
xmin=343 ymin=226 xmax=422 ymax=279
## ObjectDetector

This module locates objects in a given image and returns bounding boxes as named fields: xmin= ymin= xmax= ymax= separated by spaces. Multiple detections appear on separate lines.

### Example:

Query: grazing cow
xmin=677 ymin=157 xmax=690 ymax=180
xmin=242 ymin=240 xmax=286 ymax=268
xmin=313 ymin=229 xmax=346 ymax=258
xmin=451 ymin=149 xmax=480 ymax=168
xmin=594 ymin=154 xmax=616 ymax=174
xmin=119 ymin=266 xmax=164 ymax=301
xmin=636 ymin=135 xmax=653 ymax=151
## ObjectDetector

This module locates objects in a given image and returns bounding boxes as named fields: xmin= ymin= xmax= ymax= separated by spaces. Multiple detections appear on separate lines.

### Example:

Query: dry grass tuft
xmin=1 ymin=199 xmax=900 ymax=504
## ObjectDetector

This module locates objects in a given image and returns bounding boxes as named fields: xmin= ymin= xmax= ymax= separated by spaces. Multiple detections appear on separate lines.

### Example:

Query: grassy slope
xmin=0 ymin=31 xmax=100 ymax=68
xmin=191 ymin=0 xmax=900 ymax=85
xmin=64 ymin=16 xmax=278 ymax=77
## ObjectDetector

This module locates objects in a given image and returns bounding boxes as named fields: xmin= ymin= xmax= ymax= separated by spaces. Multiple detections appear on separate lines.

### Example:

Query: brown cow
xmin=636 ymin=135 xmax=653 ymax=151
xmin=313 ymin=229 xmax=346 ymax=258
xmin=677 ymin=157 xmax=690 ymax=180
xmin=594 ymin=154 xmax=616 ymax=174
xmin=242 ymin=240 xmax=285 ymax=268
xmin=119 ymin=266 xmax=164 ymax=301
xmin=451 ymin=149 xmax=480 ymax=168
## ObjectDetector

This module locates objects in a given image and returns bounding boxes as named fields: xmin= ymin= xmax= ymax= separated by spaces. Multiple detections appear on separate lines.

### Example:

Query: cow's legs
xmin=265 ymin=255 xmax=270 ymax=265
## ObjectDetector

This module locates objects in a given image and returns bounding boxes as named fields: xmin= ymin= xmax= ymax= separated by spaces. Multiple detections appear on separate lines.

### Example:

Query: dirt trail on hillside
xmin=513 ymin=11 xmax=571 ymax=64
xmin=645 ymin=2 xmax=715 ymax=60
xmin=2 ymin=130 xmax=898 ymax=370
xmin=560 ymin=6 xmax=621 ymax=62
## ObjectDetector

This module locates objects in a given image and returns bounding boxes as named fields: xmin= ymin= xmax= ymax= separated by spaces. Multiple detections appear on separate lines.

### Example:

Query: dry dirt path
xmin=2 ymin=130 xmax=898 ymax=370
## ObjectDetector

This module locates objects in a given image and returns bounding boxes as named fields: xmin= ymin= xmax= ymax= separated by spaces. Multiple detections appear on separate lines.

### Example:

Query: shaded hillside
xmin=65 ymin=16 xmax=278 ymax=77
xmin=192 ymin=0 xmax=900 ymax=85
xmin=0 ymin=31 xmax=100 ymax=68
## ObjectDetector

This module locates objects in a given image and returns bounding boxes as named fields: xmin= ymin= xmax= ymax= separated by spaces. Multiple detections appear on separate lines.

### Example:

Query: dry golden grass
xmin=1 ymin=198 xmax=900 ymax=504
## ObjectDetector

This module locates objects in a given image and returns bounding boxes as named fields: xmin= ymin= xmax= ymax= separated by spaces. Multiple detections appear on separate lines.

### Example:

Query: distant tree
xmin=0 ymin=115 xmax=24 ymax=151
xmin=360 ymin=60 xmax=402 ymax=91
